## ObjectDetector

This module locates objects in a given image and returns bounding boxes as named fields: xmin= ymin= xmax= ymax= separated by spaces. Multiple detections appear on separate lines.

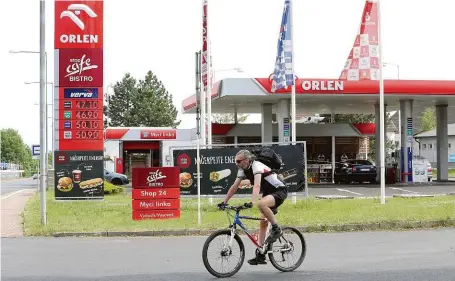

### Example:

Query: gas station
xmin=181 ymin=77 xmax=455 ymax=182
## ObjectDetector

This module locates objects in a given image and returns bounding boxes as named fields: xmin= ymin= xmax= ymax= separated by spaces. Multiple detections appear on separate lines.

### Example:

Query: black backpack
xmin=251 ymin=147 xmax=283 ymax=172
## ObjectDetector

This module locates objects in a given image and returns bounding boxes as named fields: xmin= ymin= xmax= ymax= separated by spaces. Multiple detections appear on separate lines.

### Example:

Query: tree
xmin=416 ymin=107 xmax=436 ymax=134
xmin=212 ymin=113 xmax=249 ymax=124
xmin=1 ymin=129 xmax=34 ymax=171
xmin=105 ymin=71 xmax=180 ymax=128
xmin=320 ymin=113 xmax=376 ymax=123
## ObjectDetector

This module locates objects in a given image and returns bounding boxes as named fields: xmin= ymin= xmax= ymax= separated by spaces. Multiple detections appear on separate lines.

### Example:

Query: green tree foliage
xmin=416 ymin=107 xmax=436 ymax=134
xmin=105 ymin=71 xmax=180 ymax=128
xmin=1 ymin=129 xmax=34 ymax=170
xmin=212 ymin=113 xmax=249 ymax=124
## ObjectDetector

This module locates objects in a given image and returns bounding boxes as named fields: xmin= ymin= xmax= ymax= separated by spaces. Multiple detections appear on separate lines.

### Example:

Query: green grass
xmin=432 ymin=168 xmax=455 ymax=178
xmin=22 ymin=189 xmax=455 ymax=236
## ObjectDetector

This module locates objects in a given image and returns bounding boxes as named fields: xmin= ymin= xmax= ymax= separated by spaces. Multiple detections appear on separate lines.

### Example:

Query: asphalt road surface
xmin=2 ymin=228 xmax=455 ymax=280
xmin=123 ymin=182 xmax=455 ymax=199
xmin=0 ymin=177 xmax=37 ymax=196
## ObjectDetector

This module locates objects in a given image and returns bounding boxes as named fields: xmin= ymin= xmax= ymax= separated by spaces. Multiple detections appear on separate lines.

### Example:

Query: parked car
xmin=104 ymin=169 xmax=129 ymax=185
xmin=334 ymin=159 xmax=377 ymax=184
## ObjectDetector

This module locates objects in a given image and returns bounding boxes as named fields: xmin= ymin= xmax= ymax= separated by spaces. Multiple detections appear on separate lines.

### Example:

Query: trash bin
xmin=386 ymin=167 xmax=396 ymax=184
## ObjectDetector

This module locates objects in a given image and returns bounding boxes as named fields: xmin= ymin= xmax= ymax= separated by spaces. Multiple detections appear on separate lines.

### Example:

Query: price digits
xmin=76 ymin=110 xmax=99 ymax=119
xmin=76 ymin=101 xmax=99 ymax=109
xmin=75 ymin=120 xmax=100 ymax=129
xmin=75 ymin=131 xmax=101 ymax=139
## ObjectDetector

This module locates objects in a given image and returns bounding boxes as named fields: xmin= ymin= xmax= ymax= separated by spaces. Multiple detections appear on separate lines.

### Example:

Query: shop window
xmin=422 ymin=144 xmax=427 ymax=149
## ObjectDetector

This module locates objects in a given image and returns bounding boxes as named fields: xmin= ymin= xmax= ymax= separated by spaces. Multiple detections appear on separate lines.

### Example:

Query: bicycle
xmin=202 ymin=202 xmax=307 ymax=278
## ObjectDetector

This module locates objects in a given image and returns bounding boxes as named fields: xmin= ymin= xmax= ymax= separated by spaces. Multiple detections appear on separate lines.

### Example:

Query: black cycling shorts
xmin=262 ymin=186 xmax=288 ymax=214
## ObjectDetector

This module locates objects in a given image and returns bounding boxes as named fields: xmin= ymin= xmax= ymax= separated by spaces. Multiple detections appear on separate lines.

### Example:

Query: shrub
xmin=104 ymin=180 xmax=125 ymax=195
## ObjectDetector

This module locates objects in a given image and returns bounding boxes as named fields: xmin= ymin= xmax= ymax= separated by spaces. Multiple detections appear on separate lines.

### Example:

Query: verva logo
xmin=58 ymin=49 xmax=103 ymax=87
xmin=54 ymin=0 xmax=104 ymax=49
xmin=146 ymin=170 xmax=167 ymax=187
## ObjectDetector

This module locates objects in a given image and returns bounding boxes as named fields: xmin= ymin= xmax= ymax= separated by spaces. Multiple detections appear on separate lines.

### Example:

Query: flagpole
xmin=377 ymin=0 xmax=386 ymax=204
xmin=206 ymin=0 xmax=212 ymax=148
xmin=290 ymin=0 xmax=296 ymax=144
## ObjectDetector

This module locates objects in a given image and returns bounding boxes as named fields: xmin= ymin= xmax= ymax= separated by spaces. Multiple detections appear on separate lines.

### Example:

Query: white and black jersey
xmin=237 ymin=160 xmax=286 ymax=194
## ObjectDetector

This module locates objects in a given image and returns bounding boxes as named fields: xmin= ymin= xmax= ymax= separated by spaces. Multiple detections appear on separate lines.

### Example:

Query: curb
xmin=52 ymin=219 xmax=455 ymax=238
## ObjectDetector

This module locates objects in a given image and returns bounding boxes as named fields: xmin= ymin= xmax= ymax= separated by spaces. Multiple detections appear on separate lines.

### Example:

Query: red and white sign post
xmin=131 ymin=167 xmax=181 ymax=220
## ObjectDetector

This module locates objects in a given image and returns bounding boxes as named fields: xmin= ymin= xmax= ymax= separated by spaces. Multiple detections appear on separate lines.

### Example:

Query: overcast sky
xmin=1 ymin=0 xmax=454 ymax=147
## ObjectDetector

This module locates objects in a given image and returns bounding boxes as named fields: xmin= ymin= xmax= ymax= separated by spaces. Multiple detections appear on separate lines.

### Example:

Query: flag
xmin=271 ymin=0 xmax=294 ymax=92
xmin=340 ymin=0 xmax=379 ymax=81
xmin=202 ymin=0 xmax=209 ymax=92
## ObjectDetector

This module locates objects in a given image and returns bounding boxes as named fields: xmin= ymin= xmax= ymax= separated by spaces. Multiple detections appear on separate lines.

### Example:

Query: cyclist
xmin=218 ymin=149 xmax=288 ymax=265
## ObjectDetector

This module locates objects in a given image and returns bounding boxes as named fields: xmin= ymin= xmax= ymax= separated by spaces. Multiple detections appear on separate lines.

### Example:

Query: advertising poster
xmin=54 ymin=150 xmax=104 ymax=200
xmin=173 ymin=145 xmax=306 ymax=195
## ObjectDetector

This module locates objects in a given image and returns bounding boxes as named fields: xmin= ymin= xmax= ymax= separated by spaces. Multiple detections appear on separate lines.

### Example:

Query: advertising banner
xmin=173 ymin=145 xmax=306 ymax=195
xmin=54 ymin=150 xmax=104 ymax=200
xmin=57 ymin=48 xmax=104 ymax=88
xmin=131 ymin=167 xmax=181 ymax=220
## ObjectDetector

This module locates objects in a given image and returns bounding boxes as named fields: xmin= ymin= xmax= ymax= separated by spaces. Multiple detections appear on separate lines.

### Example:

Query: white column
xmin=436 ymin=104 xmax=449 ymax=181
xmin=261 ymin=103 xmax=273 ymax=144
xmin=277 ymin=99 xmax=290 ymax=144
xmin=331 ymin=112 xmax=335 ymax=183
xmin=400 ymin=100 xmax=413 ymax=182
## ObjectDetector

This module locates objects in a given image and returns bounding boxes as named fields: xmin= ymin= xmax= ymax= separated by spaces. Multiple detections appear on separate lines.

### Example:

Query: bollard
xmin=292 ymin=192 xmax=297 ymax=204
xmin=209 ymin=195 xmax=213 ymax=205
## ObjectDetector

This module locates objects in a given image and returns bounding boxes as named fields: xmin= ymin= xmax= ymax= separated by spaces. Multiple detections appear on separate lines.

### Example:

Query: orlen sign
xmin=57 ymin=48 xmax=103 ymax=87
xmin=301 ymin=80 xmax=344 ymax=92
xmin=54 ymin=1 xmax=104 ymax=49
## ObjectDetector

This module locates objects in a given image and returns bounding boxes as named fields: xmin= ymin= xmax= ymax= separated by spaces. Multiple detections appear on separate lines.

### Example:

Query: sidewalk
xmin=1 ymin=189 xmax=36 ymax=238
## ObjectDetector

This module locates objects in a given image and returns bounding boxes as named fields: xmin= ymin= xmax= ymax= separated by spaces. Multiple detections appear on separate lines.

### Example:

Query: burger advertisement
xmin=54 ymin=151 xmax=104 ymax=200
xmin=173 ymin=145 xmax=306 ymax=195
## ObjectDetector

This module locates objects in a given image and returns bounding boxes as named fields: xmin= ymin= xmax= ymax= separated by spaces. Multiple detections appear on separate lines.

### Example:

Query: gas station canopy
xmin=182 ymin=78 xmax=455 ymax=116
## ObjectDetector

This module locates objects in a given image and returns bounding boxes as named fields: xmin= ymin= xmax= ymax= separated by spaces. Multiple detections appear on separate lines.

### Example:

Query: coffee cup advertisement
xmin=54 ymin=150 xmax=104 ymax=200
xmin=173 ymin=144 xmax=306 ymax=195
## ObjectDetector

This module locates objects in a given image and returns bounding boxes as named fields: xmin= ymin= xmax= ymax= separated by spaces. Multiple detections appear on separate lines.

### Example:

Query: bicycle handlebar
xmin=218 ymin=202 xmax=253 ymax=211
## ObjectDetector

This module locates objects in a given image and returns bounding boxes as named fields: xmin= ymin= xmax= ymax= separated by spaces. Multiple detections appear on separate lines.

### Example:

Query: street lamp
xmin=207 ymin=67 xmax=244 ymax=146
xmin=27 ymin=81 xmax=55 ymax=170
xmin=9 ymin=0 xmax=47 ymax=226
xmin=383 ymin=62 xmax=401 ymax=143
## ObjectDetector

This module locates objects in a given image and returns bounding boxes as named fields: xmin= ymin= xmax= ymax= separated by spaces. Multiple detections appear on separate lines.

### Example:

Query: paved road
xmin=123 ymin=182 xmax=455 ymax=199
xmin=0 ymin=178 xmax=37 ymax=196
xmin=2 ymin=228 xmax=455 ymax=280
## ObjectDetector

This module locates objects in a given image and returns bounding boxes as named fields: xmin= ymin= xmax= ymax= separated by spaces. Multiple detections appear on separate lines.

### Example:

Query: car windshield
xmin=348 ymin=160 xmax=372 ymax=165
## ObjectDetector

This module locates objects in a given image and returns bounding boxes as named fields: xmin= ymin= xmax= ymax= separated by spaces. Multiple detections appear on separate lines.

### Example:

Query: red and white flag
xmin=340 ymin=0 xmax=379 ymax=81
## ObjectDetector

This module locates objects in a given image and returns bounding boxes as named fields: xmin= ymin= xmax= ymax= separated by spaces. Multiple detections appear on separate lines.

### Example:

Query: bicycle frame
xmin=227 ymin=210 xmax=271 ymax=253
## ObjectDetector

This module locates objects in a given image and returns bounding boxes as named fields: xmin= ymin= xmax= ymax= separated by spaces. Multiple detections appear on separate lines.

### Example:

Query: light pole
xmin=27 ymin=82 xmax=54 ymax=170
xmin=9 ymin=0 xmax=47 ymax=225
xmin=383 ymin=62 xmax=401 ymax=145
xmin=207 ymin=67 xmax=243 ymax=144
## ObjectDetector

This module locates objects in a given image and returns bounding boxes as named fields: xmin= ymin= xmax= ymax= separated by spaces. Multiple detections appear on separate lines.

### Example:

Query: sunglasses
xmin=236 ymin=159 xmax=245 ymax=164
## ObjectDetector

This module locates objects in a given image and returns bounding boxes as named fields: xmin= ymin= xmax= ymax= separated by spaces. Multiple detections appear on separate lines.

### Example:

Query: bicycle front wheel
xmin=267 ymin=227 xmax=306 ymax=272
xmin=202 ymin=229 xmax=245 ymax=278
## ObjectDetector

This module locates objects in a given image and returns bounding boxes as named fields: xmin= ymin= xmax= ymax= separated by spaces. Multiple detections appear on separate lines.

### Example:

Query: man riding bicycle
xmin=218 ymin=149 xmax=288 ymax=265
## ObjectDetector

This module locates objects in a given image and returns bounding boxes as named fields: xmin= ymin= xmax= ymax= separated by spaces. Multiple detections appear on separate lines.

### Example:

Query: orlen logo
xmin=146 ymin=170 xmax=166 ymax=187
xmin=55 ymin=1 xmax=103 ymax=48
xmin=65 ymin=54 xmax=98 ymax=82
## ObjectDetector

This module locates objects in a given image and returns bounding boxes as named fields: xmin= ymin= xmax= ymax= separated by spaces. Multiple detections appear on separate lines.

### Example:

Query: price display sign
xmin=57 ymin=88 xmax=104 ymax=151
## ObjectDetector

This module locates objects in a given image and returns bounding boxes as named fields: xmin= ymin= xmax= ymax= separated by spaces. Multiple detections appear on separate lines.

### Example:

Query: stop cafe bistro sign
xmin=131 ymin=167 xmax=181 ymax=220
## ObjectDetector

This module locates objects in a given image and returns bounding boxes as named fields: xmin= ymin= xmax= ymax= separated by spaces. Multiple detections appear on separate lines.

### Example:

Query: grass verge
xmin=22 ymin=189 xmax=455 ymax=236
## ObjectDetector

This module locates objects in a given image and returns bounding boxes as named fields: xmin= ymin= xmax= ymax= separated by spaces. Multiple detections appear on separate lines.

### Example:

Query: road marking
xmin=388 ymin=187 xmax=419 ymax=194
xmin=1 ymin=189 xmax=28 ymax=200
xmin=336 ymin=188 xmax=364 ymax=196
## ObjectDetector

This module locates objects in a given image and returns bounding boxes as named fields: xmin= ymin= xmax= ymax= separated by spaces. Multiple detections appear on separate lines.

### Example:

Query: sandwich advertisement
xmin=54 ymin=150 xmax=104 ymax=200
xmin=173 ymin=145 xmax=306 ymax=195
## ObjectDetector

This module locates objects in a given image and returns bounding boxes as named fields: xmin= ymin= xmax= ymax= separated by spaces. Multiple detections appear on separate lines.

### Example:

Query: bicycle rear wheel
xmin=267 ymin=227 xmax=306 ymax=272
xmin=202 ymin=229 xmax=245 ymax=278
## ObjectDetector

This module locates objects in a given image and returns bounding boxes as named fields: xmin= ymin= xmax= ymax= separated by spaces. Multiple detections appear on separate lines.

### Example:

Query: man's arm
xmin=223 ymin=177 xmax=242 ymax=204
xmin=251 ymin=173 xmax=262 ymax=205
